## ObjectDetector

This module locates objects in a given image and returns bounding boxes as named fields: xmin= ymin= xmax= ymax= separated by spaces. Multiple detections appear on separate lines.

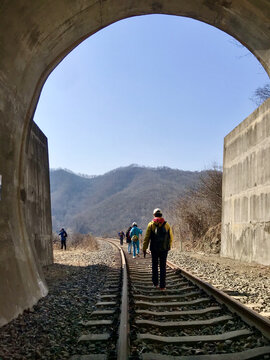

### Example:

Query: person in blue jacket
xmin=59 ymin=228 xmax=68 ymax=250
xmin=129 ymin=222 xmax=143 ymax=258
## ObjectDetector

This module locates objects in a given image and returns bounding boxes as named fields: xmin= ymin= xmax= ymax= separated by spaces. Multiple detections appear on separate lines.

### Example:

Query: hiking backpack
xmin=150 ymin=222 xmax=170 ymax=251
xmin=131 ymin=235 xmax=139 ymax=242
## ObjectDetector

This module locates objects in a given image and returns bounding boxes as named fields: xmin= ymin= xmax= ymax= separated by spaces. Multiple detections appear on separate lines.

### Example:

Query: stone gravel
xmin=168 ymin=250 xmax=270 ymax=317
xmin=1 ymin=241 xmax=269 ymax=359
xmin=0 ymin=240 xmax=117 ymax=360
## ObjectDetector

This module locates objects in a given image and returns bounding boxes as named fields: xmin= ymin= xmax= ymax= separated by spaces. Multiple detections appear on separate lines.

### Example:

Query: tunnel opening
xmin=32 ymin=14 xmax=269 ymax=242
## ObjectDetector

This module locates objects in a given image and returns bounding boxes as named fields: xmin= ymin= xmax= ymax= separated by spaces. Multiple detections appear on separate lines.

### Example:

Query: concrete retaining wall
xmin=221 ymin=98 xmax=270 ymax=265
xmin=24 ymin=121 xmax=53 ymax=266
xmin=0 ymin=121 xmax=52 ymax=327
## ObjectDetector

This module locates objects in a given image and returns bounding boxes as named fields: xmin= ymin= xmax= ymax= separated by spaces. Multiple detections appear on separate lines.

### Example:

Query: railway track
xmin=71 ymin=240 xmax=270 ymax=360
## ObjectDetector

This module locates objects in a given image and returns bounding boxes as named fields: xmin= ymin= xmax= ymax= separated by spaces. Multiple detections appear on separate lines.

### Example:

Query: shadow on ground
xmin=0 ymin=262 xmax=112 ymax=359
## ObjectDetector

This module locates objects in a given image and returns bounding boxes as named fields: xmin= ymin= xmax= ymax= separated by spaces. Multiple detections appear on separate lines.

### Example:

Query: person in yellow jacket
xmin=143 ymin=208 xmax=173 ymax=290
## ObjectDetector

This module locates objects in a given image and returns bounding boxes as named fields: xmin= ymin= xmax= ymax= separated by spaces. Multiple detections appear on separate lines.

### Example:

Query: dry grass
xmin=53 ymin=232 xmax=99 ymax=251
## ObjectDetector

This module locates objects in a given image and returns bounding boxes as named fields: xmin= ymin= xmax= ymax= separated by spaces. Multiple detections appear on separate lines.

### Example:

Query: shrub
xmin=169 ymin=166 xmax=222 ymax=250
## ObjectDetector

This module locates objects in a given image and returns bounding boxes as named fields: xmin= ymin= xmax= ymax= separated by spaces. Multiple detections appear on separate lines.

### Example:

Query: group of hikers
xmin=119 ymin=223 xmax=143 ymax=258
xmin=59 ymin=208 xmax=173 ymax=290
xmin=118 ymin=208 xmax=173 ymax=290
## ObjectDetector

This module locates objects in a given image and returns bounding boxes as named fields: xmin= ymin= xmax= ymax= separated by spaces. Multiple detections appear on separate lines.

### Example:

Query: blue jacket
xmin=59 ymin=229 xmax=67 ymax=240
xmin=130 ymin=226 xmax=142 ymax=240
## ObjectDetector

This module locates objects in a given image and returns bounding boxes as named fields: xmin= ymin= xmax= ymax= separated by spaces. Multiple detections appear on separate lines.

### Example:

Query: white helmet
xmin=153 ymin=208 xmax=162 ymax=216
xmin=132 ymin=222 xmax=137 ymax=227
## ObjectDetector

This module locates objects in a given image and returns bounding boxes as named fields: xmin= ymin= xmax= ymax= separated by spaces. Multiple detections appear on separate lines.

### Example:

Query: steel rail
xmin=108 ymin=240 xmax=270 ymax=351
xmin=167 ymin=259 xmax=270 ymax=340
xmin=107 ymin=240 xmax=129 ymax=360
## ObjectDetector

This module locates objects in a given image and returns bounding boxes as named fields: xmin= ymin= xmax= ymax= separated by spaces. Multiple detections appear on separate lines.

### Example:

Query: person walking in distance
xmin=59 ymin=228 xmax=68 ymax=250
xmin=118 ymin=230 xmax=125 ymax=246
xmin=130 ymin=222 xmax=143 ymax=258
xmin=126 ymin=226 xmax=132 ymax=254
xmin=143 ymin=209 xmax=173 ymax=290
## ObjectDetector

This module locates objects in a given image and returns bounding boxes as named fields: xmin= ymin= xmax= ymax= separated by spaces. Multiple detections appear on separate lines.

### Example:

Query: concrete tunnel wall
xmin=0 ymin=120 xmax=53 ymax=327
xmin=221 ymin=98 xmax=270 ymax=266
xmin=0 ymin=0 xmax=270 ymax=326
xmin=24 ymin=121 xmax=53 ymax=267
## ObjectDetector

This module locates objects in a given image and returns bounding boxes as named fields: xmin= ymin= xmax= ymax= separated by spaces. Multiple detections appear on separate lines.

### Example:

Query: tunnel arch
xmin=0 ymin=0 xmax=270 ymax=326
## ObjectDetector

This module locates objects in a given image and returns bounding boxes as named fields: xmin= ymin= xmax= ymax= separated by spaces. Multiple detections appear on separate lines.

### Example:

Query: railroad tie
xmin=136 ymin=306 xmax=221 ymax=317
xmin=135 ymin=298 xmax=210 ymax=307
xmin=70 ymin=355 xmax=107 ymax=360
xmin=132 ymin=282 xmax=189 ymax=290
xmin=132 ymin=279 xmax=190 ymax=286
xmin=99 ymin=287 xmax=119 ymax=293
xmin=132 ymin=286 xmax=193 ymax=295
xmin=80 ymin=320 xmax=113 ymax=326
xmin=137 ymin=328 xmax=252 ymax=343
xmin=130 ymin=273 xmax=179 ymax=279
xmin=135 ymin=315 xmax=232 ymax=328
xmin=96 ymin=301 xmax=117 ymax=306
xmin=99 ymin=294 xmax=117 ymax=299
xmin=134 ymin=290 xmax=200 ymax=300
xmin=141 ymin=346 xmax=270 ymax=360
xmin=90 ymin=309 xmax=115 ymax=316
xmin=78 ymin=333 xmax=110 ymax=342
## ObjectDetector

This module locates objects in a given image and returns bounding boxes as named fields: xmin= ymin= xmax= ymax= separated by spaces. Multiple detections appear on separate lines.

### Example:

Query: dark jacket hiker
xmin=126 ymin=226 xmax=132 ymax=254
xmin=59 ymin=228 xmax=68 ymax=250
xmin=118 ymin=231 xmax=125 ymax=246
xmin=143 ymin=208 xmax=173 ymax=290
xmin=149 ymin=220 xmax=171 ymax=252
xmin=126 ymin=227 xmax=132 ymax=244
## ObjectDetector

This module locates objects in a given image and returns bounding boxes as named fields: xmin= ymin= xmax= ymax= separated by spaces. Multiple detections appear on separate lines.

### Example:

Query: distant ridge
xmin=50 ymin=165 xmax=202 ymax=236
xmin=50 ymin=167 xmax=97 ymax=179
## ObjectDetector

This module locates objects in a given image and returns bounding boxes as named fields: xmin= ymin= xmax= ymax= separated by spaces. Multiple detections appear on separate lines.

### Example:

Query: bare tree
xmin=251 ymin=83 xmax=270 ymax=106
xmin=229 ymin=40 xmax=270 ymax=107
xmin=169 ymin=166 xmax=222 ymax=248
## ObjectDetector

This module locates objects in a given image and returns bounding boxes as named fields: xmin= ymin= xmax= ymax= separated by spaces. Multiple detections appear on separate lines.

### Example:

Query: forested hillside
xmin=50 ymin=165 xmax=202 ymax=235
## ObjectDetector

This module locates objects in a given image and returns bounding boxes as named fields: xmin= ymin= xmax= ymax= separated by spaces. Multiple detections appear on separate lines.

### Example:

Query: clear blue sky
xmin=34 ymin=14 xmax=269 ymax=176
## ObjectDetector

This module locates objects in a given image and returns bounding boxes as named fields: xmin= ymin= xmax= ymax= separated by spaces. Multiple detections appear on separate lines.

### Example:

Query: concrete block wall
xmin=221 ymin=99 xmax=270 ymax=265
xmin=24 ymin=121 xmax=53 ymax=266
xmin=0 ymin=120 xmax=52 ymax=327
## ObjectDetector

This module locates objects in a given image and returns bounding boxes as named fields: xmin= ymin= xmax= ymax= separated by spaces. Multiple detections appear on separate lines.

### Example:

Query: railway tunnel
xmin=0 ymin=0 xmax=270 ymax=327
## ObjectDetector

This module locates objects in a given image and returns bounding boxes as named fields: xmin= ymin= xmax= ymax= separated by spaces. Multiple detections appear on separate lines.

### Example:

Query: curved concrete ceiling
xmin=1 ymin=1 xmax=270 ymax=122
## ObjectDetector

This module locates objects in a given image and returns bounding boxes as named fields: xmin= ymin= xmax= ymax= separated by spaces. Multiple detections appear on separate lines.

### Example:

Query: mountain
xmin=50 ymin=165 xmax=202 ymax=235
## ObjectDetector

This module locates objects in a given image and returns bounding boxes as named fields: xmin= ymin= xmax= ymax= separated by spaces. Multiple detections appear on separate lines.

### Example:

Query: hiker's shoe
xmin=133 ymin=256 xmax=136 ymax=259
xmin=160 ymin=287 xmax=166 ymax=291
xmin=153 ymin=285 xmax=159 ymax=289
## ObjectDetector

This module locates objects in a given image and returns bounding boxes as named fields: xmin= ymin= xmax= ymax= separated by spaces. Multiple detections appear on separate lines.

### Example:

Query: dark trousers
xmin=151 ymin=250 xmax=168 ymax=288
xmin=61 ymin=239 xmax=66 ymax=250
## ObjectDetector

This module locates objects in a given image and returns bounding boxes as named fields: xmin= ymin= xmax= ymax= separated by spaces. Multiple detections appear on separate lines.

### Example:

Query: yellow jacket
xmin=143 ymin=220 xmax=173 ymax=251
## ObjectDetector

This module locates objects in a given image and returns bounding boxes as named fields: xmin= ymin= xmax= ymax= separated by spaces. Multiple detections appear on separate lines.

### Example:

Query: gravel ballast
xmin=0 ymin=241 xmax=269 ymax=359
xmin=168 ymin=250 xmax=270 ymax=317
xmin=0 ymin=240 xmax=117 ymax=360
